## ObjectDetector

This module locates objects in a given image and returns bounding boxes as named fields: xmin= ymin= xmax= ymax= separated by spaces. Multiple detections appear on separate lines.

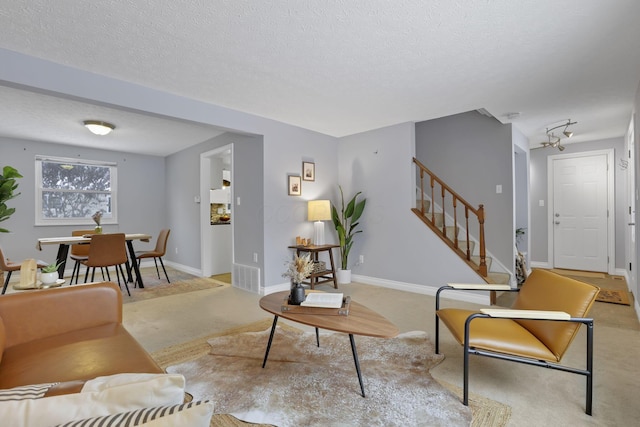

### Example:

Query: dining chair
xmin=81 ymin=233 xmax=130 ymax=296
xmin=435 ymin=269 xmax=599 ymax=415
xmin=135 ymin=229 xmax=171 ymax=283
xmin=69 ymin=229 xmax=96 ymax=284
xmin=1 ymin=246 xmax=48 ymax=294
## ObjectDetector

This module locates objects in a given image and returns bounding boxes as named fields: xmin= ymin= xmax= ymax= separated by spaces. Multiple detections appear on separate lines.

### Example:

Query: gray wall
xmin=338 ymin=122 xmax=482 ymax=287
xmin=415 ymin=111 xmax=515 ymax=273
xmin=0 ymin=48 xmax=340 ymax=289
xmin=0 ymin=137 xmax=166 ymax=265
xmin=164 ymin=132 xmax=263 ymax=272
xmin=529 ymin=137 xmax=626 ymax=268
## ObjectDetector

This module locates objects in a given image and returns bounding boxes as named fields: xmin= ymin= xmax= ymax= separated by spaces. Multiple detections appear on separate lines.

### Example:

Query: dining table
xmin=36 ymin=233 xmax=152 ymax=288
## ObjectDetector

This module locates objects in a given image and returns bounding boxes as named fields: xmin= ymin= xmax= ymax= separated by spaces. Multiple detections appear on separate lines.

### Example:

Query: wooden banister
xmin=413 ymin=157 xmax=487 ymax=277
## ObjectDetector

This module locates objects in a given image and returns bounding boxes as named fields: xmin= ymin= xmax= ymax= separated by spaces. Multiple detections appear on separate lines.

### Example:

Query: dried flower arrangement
xmin=282 ymin=253 xmax=314 ymax=284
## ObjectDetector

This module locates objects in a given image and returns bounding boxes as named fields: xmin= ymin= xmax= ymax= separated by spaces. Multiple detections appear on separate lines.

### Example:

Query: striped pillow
xmin=0 ymin=383 xmax=57 ymax=401
xmin=55 ymin=400 xmax=214 ymax=427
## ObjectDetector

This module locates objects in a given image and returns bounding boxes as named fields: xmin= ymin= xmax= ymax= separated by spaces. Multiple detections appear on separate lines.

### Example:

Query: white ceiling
xmin=1 ymin=0 xmax=640 ymax=156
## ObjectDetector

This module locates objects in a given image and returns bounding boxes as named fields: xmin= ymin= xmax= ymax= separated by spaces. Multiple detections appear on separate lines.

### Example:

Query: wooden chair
xmin=135 ymin=229 xmax=171 ymax=283
xmin=1 ymin=246 xmax=48 ymax=294
xmin=69 ymin=229 xmax=96 ymax=284
xmin=435 ymin=269 xmax=600 ymax=415
xmin=81 ymin=233 xmax=130 ymax=296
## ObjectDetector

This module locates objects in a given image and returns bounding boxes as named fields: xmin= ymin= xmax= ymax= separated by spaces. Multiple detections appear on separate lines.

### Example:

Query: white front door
xmin=552 ymin=153 xmax=609 ymax=272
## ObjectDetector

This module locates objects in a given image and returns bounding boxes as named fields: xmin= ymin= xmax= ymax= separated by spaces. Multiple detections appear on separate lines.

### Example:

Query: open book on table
xmin=301 ymin=293 xmax=344 ymax=308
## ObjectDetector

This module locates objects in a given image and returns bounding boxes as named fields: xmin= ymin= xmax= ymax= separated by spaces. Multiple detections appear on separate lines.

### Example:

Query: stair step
xmin=471 ymin=255 xmax=492 ymax=270
xmin=457 ymin=240 xmax=475 ymax=255
xmin=416 ymin=199 xmax=431 ymax=213
xmin=444 ymin=225 xmax=458 ymax=240
xmin=486 ymin=272 xmax=511 ymax=285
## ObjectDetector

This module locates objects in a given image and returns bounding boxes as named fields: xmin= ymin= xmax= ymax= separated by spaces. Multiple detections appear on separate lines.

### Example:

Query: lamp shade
xmin=308 ymin=200 xmax=331 ymax=221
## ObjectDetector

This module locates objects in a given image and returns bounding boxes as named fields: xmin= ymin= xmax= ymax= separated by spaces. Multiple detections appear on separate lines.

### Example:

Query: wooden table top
xmin=36 ymin=233 xmax=152 ymax=250
xmin=288 ymin=244 xmax=339 ymax=251
xmin=259 ymin=291 xmax=399 ymax=338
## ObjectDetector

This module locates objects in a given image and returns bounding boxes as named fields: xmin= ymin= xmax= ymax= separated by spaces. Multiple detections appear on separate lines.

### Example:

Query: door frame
xmin=626 ymin=116 xmax=636 ymax=290
xmin=200 ymin=144 xmax=234 ymax=277
xmin=547 ymin=149 xmax=615 ymax=274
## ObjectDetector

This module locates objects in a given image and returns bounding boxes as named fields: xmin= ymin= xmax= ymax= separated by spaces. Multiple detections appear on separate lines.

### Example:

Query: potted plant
xmin=0 ymin=165 xmax=22 ymax=233
xmin=0 ymin=165 xmax=22 ymax=286
xmin=40 ymin=263 xmax=60 ymax=285
xmin=331 ymin=185 xmax=366 ymax=284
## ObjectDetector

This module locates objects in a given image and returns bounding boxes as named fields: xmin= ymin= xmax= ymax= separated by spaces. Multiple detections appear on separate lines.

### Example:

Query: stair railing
xmin=413 ymin=157 xmax=487 ymax=277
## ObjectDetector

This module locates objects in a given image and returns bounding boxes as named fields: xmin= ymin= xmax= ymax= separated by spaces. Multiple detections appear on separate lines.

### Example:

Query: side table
xmin=288 ymin=244 xmax=339 ymax=289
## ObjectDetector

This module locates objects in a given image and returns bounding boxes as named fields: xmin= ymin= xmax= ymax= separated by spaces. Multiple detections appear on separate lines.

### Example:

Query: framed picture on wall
xmin=288 ymin=175 xmax=302 ymax=196
xmin=302 ymin=161 xmax=315 ymax=181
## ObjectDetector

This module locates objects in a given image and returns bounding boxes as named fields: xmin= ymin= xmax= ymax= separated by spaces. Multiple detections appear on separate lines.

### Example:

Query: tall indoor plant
xmin=0 ymin=165 xmax=23 ymax=287
xmin=331 ymin=185 xmax=366 ymax=284
xmin=0 ymin=165 xmax=22 ymax=233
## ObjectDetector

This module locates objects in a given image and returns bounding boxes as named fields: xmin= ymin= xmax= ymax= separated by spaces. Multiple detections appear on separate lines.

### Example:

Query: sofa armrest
xmin=0 ymin=282 xmax=122 ymax=348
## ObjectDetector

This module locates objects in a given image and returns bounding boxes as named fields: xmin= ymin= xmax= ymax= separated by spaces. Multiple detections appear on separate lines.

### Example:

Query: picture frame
xmin=288 ymin=175 xmax=302 ymax=196
xmin=302 ymin=161 xmax=315 ymax=181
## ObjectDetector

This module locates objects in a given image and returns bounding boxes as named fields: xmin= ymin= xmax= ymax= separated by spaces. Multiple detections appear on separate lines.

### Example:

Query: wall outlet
xmin=253 ymin=252 xmax=258 ymax=263
xmin=175 ymin=247 xmax=178 ymax=254
xmin=359 ymin=255 xmax=364 ymax=264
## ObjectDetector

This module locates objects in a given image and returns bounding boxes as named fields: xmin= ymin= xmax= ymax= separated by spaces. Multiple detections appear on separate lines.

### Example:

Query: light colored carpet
xmin=550 ymin=269 xmax=606 ymax=278
xmin=157 ymin=320 xmax=509 ymax=427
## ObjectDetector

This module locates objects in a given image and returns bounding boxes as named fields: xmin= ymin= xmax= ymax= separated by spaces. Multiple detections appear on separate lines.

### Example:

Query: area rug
xmin=596 ymin=288 xmax=631 ymax=305
xmin=153 ymin=320 xmax=510 ymax=427
xmin=167 ymin=326 xmax=473 ymax=427
xmin=123 ymin=276 xmax=225 ymax=303
xmin=210 ymin=272 xmax=232 ymax=284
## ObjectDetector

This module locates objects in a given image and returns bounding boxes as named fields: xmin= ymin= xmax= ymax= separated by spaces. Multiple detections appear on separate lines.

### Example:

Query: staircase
xmin=412 ymin=158 xmax=510 ymax=300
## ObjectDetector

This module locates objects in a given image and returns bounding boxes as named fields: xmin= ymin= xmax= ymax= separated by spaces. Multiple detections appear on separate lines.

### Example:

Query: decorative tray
xmin=281 ymin=296 xmax=351 ymax=316
xmin=13 ymin=279 xmax=65 ymax=290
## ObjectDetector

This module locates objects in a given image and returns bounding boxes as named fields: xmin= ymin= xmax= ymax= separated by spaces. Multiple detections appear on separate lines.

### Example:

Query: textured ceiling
xmin=1 ymin=0 xmax=640 ymax=155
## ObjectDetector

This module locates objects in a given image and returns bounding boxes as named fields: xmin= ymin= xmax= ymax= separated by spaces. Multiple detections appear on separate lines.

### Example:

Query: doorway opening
xmin=200 ymin=144 xmax=233 ymax=280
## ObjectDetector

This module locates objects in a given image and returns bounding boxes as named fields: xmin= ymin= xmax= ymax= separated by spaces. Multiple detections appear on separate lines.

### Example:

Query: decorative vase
xmin=289 ymin=282 xmax=306 ymax=305
xmin=40 ymin=271 xmax=58 ymax=286
xmin=336 ymin=269 xmax=352 ymax=285
xmin=95 ymin=226 xmax=102 ymax=234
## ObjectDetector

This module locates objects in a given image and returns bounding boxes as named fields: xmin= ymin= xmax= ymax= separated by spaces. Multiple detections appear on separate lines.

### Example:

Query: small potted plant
xmin=40 ymin=262 xmax=60 ymax=285
xmin=331 ymin=185 xmax=366 ymax=284
xmin=92 ymin=211 xmax=103 ymax=233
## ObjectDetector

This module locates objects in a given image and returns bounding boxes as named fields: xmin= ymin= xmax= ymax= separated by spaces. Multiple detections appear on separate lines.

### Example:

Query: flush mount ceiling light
xmin=83 ymin=120 xmax=115 ymax=136
xmin=540 ymin=119 xmax=576 ymax=151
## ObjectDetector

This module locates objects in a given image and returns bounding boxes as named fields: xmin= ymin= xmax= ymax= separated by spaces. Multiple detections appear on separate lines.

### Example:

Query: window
xmin=35 ymin=156 xmax=118 ymax=226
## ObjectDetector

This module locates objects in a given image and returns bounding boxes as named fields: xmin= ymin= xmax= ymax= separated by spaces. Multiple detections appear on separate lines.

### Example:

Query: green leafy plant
xmin=0 ymin=166 xmax=23 ymax=233
xmin=42 ymin=263 xmax=61 ymax=274
xmin=331 ymin=185 xmax=366 ymax=270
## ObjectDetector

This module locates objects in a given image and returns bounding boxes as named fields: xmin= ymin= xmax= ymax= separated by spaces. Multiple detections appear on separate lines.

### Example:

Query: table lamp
xmin=308 ymin=200 xmax=331 ymax=245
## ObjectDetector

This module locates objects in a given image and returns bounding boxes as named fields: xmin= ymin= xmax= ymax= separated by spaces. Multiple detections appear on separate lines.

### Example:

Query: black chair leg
xmin=153 ymin=258 xmax=160 ymax=279
xmin=158 ymin=257 xmax=170 ymax=283
xmin=118 ymin=264 xmax=130 ymax=296
xmin=2 ymin=271 xmax=13 ymax=295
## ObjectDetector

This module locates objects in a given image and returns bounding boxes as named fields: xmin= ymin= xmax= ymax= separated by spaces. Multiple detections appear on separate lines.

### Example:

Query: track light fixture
xmin=540 ymin=119 xmax=576 ymax=151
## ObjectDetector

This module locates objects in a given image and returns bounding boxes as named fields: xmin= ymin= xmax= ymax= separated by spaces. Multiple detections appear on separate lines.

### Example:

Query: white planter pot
xmin=40 ymin=272 xmax=58 ymax=285
xmin=336 ymin=269 xmax=351 ymax=285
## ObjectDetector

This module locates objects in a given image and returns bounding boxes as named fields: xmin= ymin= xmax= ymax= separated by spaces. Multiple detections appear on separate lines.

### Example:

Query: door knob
xmin=555 ymin=221 xmax=560 ymax=225
xmin=555 ymin=213 xmax=560 ymax=217
xmin=629 ymin=223 xmax=636 ymax=226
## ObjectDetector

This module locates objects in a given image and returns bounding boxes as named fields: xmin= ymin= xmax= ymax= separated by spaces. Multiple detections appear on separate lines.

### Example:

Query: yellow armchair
xmin=435 ymin=269 xmax=599 ymax=415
